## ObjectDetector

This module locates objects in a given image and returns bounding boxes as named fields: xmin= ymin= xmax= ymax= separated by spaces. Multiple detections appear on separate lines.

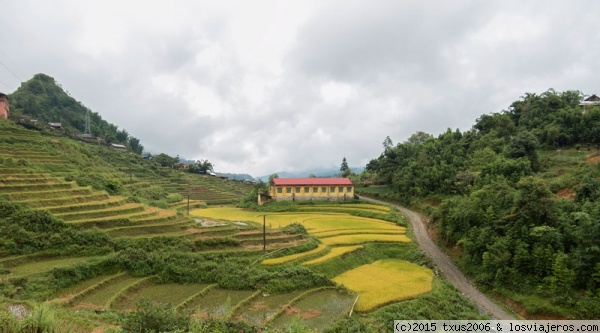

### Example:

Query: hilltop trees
xmin=191 ymin=159 xmax=214 ymax=174
xmin=364 ymin=89 xmax=600 ymax=317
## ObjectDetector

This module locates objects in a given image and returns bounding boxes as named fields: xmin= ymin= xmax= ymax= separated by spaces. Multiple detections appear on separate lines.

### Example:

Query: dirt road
xmin=360 ymin=196 xmax=516 ymax=320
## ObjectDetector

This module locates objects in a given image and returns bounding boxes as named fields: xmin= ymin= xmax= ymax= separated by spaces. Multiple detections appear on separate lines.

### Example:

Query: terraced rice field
xmin=262 ymin=244 xmax=329 ymax=265
xmin=113 ymin=282 xmax=211 ymax=311
xmin=0 ymin=256 xmax=106 ymax=279
xmin=182 ymin=287 xmax=257 ymax=318
xmin=269 ymin=288 xmax=355 ymax=331
xmin=332 ymin=259 xmax=434 ymax=312
xmin=70 ymin=275 xmax=144 ymax=310
xmin=232 ymin=289 xmax=307 ymax=325
xmin=320 ymin=233 xmax=410 ymax=246
xmin=191 ymin=205 xmax=434 ymax=316
xmin=302 ymin=246 xmax=363 ymax=266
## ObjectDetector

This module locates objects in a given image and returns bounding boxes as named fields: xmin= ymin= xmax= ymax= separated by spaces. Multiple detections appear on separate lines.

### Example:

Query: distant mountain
xmin=257 ymin=166 xmax=362 ymax=182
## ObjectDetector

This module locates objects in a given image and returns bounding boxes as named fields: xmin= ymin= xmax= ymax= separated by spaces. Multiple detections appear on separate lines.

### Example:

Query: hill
xmin=361 ymin=89 xmax=600 ymax=318
xmin=8 ymin=73 xmax=144 ymax=154
xmin=0 ymin=119 xmax=322 ymax=330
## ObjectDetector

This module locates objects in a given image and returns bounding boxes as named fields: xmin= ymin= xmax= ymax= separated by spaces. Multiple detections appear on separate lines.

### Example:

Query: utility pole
xmin=84 ymin=109 xmax=91 ymax=135
xmin=263 ymin=215 xmax=266 ymax=253
xmin=187 ymin=186 xmax=190 ymax=216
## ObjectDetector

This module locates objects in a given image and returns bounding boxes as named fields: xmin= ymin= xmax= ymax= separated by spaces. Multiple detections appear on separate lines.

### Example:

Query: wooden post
xmin=263 ymin=215 xmax=266 ymax=253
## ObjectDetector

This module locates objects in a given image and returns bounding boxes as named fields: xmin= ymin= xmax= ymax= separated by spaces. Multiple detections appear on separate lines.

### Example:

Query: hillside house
xmin=49 ymin=122 xmax=62 ymax=130
xmin=76 ymin=133 xmax=104 ymax=144
xmin=0 ymin=93 xmax=9 ymax=119
xmin=109 ymin=143 xmax=128 ymax=152
xmin=269 ymin=178 xmax=354 ymax=202
xmin=580 ymin=95 xmax=600 ymax=114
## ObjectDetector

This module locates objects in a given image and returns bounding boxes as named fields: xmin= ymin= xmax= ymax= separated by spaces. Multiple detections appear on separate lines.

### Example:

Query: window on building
xmin=330 ymin=187 xmax=336 ymax=193
xmin=321 ymin=187 xmax=327 ymax=193
xmin=286 ymin=187 xmax=292 ymax=194
xmin=347 ymin=187 xmax=352 ymax=193
xmin=339 ymin=187 xmax=344 ymax=193
xmin=295 ymin=187 xmax=301 ymax=193
xmin=277 ymin=187 xmax=282 ymax=194
xmin=313 ymin=187 xmax=319 ymax=193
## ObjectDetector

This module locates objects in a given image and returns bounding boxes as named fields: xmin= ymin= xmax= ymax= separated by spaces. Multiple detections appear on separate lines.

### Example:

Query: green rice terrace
xmin=0 ymin=120 xmax=485 ymax=332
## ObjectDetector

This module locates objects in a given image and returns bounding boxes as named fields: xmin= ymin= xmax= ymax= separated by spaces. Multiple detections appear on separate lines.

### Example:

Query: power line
xmin=0 ymin=49 xmax=26 ymax=80
xmin=0 ymin=76 xmax=13 ymax=92
xmin=0 ymin=59 xmax=22 ymax=83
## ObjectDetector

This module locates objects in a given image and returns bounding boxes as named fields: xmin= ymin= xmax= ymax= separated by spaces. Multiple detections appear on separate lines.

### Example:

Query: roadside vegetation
xmin=360 ymin=89 xmax=600 ymax=318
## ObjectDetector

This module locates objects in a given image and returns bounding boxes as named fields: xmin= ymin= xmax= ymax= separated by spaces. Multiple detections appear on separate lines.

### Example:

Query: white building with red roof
xmin=269 ymin=177 xmax=354 ymax=202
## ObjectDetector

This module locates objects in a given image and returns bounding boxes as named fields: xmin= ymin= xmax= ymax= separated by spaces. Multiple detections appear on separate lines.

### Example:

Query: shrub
xmin=120 ymin=299 xmax=191 ymax=333
xmin=104 ymin=178 xmax=123 ymax=195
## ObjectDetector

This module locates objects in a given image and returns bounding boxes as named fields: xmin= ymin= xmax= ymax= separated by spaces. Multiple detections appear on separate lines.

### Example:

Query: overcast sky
xmin=1 ymin=1 xmax=599 ymax=177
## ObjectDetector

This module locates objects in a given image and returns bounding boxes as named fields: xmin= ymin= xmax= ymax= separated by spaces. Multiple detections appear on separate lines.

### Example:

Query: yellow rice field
xmin=320 ymin=233 xmax=410 ymax=246
xmin=333 ymin=259 xmax=434 ymax=312
xmin=191 ymin=208 xmax=406 ymax=237
xmin=262 ymin=244 xmax=328 ymax=265
xmin=311 ymin=228 xmax=404 ymax=238
xmin=302 ymin=245 xmax=363 ymax=266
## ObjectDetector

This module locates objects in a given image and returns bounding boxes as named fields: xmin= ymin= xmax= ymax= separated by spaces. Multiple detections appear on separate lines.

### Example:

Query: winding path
xmin=359 ymin=196 xmax=515 ymax=320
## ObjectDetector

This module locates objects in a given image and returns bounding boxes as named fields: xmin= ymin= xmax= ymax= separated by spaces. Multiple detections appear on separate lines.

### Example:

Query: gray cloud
xmin=2 ymin=0 xmax=600 ymax=176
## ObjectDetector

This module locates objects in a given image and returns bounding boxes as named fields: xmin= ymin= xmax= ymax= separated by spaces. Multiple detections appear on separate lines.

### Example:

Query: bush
xmin=104 ymin=178 xmax=123 ymax=195
xmin=120 ymin=299 xmax=191 ymax=333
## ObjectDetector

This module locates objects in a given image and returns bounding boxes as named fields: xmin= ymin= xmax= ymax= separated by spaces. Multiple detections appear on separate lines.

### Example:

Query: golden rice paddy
xmin=190 ymin=206 xmax=431 ymax=311
xmin=302 ymin=245 xmax=363 ymax=266
xmin=320 ymin=234 xmax=410 ymax=246
xmin=333 ymin=259 xmax=434 ymax=312
xmin=262 ymin=244 xmax=328 ymax=265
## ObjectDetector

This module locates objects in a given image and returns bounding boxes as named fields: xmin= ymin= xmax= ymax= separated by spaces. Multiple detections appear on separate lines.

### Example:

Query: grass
xmin=332 ymin=259 xmax=434 ymax=312
xmin=302 ymin=246 xmax=363 ymax=266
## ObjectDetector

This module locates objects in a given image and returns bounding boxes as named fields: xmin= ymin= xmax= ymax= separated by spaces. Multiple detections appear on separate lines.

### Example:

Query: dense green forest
xmin=364 ymin=89 xmax=600 ymax=317
xmin=8 ymin=73 xmax=144 ymax=154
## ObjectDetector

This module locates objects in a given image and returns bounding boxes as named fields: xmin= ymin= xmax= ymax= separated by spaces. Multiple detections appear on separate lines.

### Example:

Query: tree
xmin=268 ymin=173 xmax=279 ymax=183
xmin=382 ymin=136 xmax=393 ymax=151
xmin=154 ymin=153 xmax=178 ymax=168
xmin=128 ymin=136 xmax=144 ymax=155
xmin=116 ymin=129 xmax=129 ymax=143
xmin=340 ymin=157 xmax=351 ymax=177
xmin=193 ymin=159 xmax=214 ymax=174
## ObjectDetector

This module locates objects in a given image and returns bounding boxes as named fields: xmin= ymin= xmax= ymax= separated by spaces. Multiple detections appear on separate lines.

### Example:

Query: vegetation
xmin=362 ymin=89 xmax=600 ymax=318
xmin=6 ymin=82 xmax=591 ymax=331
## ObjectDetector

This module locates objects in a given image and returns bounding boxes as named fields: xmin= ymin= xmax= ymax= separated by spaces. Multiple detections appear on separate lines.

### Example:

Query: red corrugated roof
xmin=271 ymin=178 xmax=353 ymax=186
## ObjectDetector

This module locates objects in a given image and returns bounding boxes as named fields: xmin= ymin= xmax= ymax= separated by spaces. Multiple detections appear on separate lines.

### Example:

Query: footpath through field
xmin=359 ymin=196 xmax=516 ymax=320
